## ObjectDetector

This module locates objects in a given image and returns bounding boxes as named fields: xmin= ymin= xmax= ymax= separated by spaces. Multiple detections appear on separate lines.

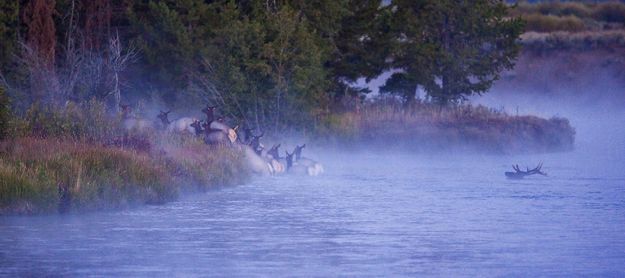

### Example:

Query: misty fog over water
xmin=2 ymin=92 xmax=625 ymax=276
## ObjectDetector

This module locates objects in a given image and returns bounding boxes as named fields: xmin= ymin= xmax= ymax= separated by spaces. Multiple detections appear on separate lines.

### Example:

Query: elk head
xmin=202 ymin=105 xmax=216 ymax=123
xmin=267 ymin=144 xmax=281 ymax=159
xmin=190 ymin=120 xmax=204 ymax=136
xmin=505 ymin=163 xmax=547 ymax=179
xmin=294 ymin=144 xmax=306 ymax=160
xmin=249 ymin=132 xmax=264 ymax=151
xmin=285 ymin=151 xmax=294 ymax=169
xmin=157 ymin=110 xmax=171 ymax=125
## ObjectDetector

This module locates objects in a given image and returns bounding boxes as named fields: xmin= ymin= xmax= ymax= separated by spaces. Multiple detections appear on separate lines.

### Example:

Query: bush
xmin=18 ymin=99 xmax=124 ymax=140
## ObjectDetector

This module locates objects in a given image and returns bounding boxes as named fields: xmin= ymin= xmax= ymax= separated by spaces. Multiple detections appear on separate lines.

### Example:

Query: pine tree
xmin=384 ymin=0 xmax=524 ymax=105
xmin=0 ymin=0 xmax=19 ymax=74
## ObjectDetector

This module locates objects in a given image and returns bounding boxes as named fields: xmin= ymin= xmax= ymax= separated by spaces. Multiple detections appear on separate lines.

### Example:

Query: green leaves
xmin=383 ymin=0 xmax=524 ymax=105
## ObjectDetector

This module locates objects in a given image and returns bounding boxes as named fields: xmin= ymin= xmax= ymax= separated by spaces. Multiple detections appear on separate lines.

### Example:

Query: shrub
xmin=19 ymin=99 xmax=124 ymax=140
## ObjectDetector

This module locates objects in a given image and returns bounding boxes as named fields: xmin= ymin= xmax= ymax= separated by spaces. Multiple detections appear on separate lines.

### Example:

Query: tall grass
xmin=0 ymin=100 xmax=250 ymax=215
xmin=318 ymin=100 xmax=575 ymax=154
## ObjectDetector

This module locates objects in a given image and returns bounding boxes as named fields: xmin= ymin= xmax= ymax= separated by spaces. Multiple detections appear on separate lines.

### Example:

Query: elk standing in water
xmin=292 ymin=144 xmax=324 ymax=175
xmin=266 ymin=144 xmax=285 ymax=174
xmin=249 ymin=132 xmax=265 ymax=156
xmin=285 ymin=149 xmax=323 ymax=176
xmin=505 ymin=163 xmax=547 ymax=179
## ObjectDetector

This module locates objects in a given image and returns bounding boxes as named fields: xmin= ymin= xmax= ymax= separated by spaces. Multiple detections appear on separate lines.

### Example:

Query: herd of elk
xmin=118 ymin=103 xmax=323 ymax=176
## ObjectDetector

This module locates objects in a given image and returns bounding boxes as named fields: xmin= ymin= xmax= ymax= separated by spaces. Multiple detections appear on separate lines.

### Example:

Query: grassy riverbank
xmin=0 ymin=137 xmax=249 ymax=215
xmin=0 ymin=100 xmax=249 ymax=215
xmin=318 ymin=100 xmax=575 ymax=154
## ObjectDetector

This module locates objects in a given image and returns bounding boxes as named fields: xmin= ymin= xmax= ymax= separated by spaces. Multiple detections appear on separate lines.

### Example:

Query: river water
xmin=1 ymin=141 xmax=624 ymax=276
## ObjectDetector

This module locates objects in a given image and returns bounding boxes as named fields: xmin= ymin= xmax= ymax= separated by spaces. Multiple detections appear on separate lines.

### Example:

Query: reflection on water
xmin=1 ymin=150 xmax=624 ymax=276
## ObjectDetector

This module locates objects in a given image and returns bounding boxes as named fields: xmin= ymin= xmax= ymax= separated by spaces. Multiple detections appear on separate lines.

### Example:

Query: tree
xmin=0 ymin=0 xmax=19 ymax=74
xmin=195 ymin=2 xmax=329 ymax=130
xmin=0 ymin=86 xmax=10 ymax=140
xmin=384 ymin=0 xmax=524 ymax=105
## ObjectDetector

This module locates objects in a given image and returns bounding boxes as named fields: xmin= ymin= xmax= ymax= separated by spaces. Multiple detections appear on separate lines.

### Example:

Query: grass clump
xmin=0 ymin=138 xmax=174 ymax=214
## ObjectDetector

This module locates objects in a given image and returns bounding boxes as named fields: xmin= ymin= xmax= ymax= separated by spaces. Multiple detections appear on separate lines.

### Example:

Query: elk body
xmin=157 ymin=111 xmax=198 ymax=134
xmin=505 ymin=163 xmax=547 ymax=179
xmin=265 ymin=144 xmax=285 ymax=174
xmin=242 ymin=144 xmax=274 ymax=175
xmin=291 ymin=144 xmax=324 ymax=175
xmin=285 ymin=148 xmax=323 ymax=176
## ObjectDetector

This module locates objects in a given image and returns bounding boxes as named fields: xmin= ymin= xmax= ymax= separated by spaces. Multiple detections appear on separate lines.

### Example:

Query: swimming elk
xmin=292 ymin=144 xmax=324 ymax=175
xmin=505 ymin=163 xmax=547 ymax=179
xmin=285 ymin=149 xmax=323 ymax=176
xmin=265 ymin=144 xmax=285 ymax=174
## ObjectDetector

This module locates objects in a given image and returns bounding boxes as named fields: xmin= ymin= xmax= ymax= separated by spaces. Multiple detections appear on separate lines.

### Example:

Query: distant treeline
xmin=0 ymin=0 xmax=523 ymax=130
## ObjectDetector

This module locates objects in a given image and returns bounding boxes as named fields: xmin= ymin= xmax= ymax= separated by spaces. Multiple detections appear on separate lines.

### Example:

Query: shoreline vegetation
xmin=317 ymin=99 xmax=575 ymax=154
xmin=0 ymin=95 xmax=576 ymax=215
xmin=3 ymin=0 xmax=616 ymax=215
xmin=0 ymin=98 xmax=250 ymax=215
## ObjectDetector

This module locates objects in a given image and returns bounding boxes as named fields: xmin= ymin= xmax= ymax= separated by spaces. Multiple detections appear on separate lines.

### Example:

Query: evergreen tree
xmin=384 ymin=0 xmax=524 ymax=105
xmin=0 ymin=0 xmax=19 ymax=74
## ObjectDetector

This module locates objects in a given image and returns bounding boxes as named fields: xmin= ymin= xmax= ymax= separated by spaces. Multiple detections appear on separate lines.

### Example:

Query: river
xmin=1 ymin=141 xmax=624 ymax=276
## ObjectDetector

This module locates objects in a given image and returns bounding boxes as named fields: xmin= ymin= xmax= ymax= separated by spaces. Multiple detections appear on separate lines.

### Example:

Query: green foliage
xmin=383 ymin=0 xmax=524 ymax=105
xmin=0 ymin=0 xmax=19 ymax=71
xmin=17 ymin=99 xmax=123 ymax=140
xmin=0 ymin=133 xmax=250 ymax=215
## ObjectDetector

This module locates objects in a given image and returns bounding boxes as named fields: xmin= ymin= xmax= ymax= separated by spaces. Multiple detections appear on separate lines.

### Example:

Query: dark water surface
xmin=2 ymin=147 xmax=625 ymax=276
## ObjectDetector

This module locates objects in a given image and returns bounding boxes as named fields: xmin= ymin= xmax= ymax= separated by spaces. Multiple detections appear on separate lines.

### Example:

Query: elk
xmin=285 ymin=149 xmax=323 ymax=176
xmin=201 ymin=105 xmax=216 ymax=123
xmin=292 ymin=144 xmax=324 ymax=175
xmin=265 ymin=144 xmax=285 ymax=174
xmin=190 ymin=120 xmax=204 ymax=136
xmin=249 ymin=132 xmax=265 ymax=156
xmin=505 ymin=163 xmax=547 ymax=179
xmin=157 ymin=110 xmax=198 ymax=134
xmin=242 ymin=144 xmax=274 ymax=176
xmin=120 ymin=104 xmax=153 ymax=131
